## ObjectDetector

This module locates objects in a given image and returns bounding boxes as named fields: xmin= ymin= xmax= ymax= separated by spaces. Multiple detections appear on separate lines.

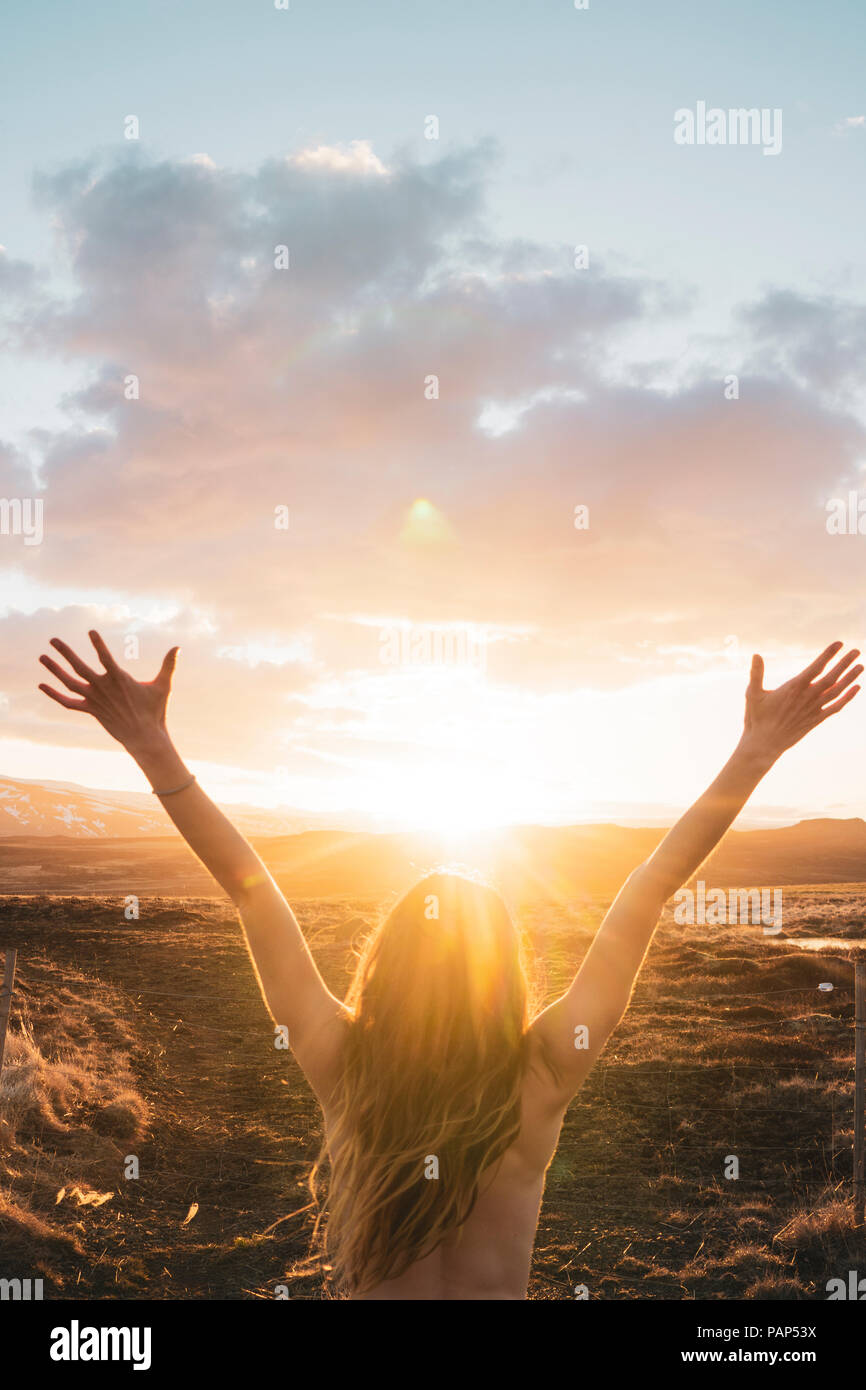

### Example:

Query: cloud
xmin=290 ymin=141 xmax=389 ymax=176
xmin=2 ymin=142 xmax=866 ymax=785
xmin=0 ymin=247 xmax=37 ymax=297
xmin=739 ymin=288 xmax=866 ymax=403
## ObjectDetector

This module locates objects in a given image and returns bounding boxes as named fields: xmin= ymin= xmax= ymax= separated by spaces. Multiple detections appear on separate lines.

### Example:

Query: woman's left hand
xmin=38 ymin=630 xmax=179 ymax=755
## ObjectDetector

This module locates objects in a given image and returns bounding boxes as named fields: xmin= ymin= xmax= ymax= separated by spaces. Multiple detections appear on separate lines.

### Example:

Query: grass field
xmin=1 ymin=886 xmax=865 ymax=1299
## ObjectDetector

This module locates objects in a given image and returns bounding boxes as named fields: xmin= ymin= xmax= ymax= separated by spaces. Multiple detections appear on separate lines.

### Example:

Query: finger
xmin=38 ymin=683 xmax=90 ymax=711
xmin=49 ymin=637 xmax=99 ymax=683
xmin=155 ymin=646 xmax=179 ymax=688
xmin=89 ymin=629 xmax=121 ymax=673
xmin=817 ymin=684 xmax=860 ymax=722
xmin=795 ymin=641 xmax=844 ymax=685
xmin=819 ymin=663 xmax=864 ymax=704
xmin=747 ymin=654 xmax=764 ymax=695
xmin=38 ymin=654 xmax=89 ymax=695
xmin=813 ymin=647 xmax=861 ymax=693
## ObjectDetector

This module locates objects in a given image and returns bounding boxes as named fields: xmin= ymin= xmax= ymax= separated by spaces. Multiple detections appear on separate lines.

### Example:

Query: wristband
xmin=152 ymin=774 xmax=197 ymax=798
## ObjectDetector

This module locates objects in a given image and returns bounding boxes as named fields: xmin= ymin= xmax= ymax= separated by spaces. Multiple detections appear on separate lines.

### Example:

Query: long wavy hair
xmin=309 ymin=870 xmax=531 ymax=1295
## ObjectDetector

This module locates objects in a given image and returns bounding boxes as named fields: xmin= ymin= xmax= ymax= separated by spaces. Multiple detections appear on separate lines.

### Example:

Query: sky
xmin=1 ymin=0 xmax=865 ymax=830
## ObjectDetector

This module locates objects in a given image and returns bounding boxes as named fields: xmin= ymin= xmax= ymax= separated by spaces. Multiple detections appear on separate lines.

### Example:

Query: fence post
xmin=854 ymin=952 xmax=866 ymax=1225
xmin=0 ymin=947 xmax=17 ymax=1084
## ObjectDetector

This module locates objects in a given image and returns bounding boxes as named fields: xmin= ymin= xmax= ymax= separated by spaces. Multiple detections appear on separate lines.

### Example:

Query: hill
xmin=1 ymin=816 xmax=865 ymax=898
xmin=0 ymin=775 xmax=358 ymax=840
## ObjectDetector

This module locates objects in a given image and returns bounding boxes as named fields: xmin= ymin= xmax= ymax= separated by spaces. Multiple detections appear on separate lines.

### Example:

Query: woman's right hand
xmin=740 ymin=641 xmax=861 ymax=763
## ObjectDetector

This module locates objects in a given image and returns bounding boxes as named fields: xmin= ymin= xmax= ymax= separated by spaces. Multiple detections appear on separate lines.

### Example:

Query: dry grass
xmin=774 ymin=1195 xmax=860 ymax=1252
xmin=1 ymin=1023 xmax=147 ymax=1149
xmin=0 ymin=960 xmax=148 ymax=1290
xmin=0 ymin=885 xmax=865 ymax=1298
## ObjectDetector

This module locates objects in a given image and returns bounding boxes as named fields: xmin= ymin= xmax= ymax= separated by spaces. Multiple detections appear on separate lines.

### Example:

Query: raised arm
xmin=527 ymin=641 xmax=862 ymax=1109
xmin=37 ymin=631 xmax=348 ymax=1103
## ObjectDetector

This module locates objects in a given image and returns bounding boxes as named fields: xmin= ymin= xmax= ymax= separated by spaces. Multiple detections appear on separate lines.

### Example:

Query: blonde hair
xmin=309 ymin=870 xmax=530 ymax=1295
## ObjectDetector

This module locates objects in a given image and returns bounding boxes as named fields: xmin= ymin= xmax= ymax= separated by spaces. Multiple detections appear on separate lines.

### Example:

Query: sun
xmin=401 ymin=772 xmax=516 ymax=837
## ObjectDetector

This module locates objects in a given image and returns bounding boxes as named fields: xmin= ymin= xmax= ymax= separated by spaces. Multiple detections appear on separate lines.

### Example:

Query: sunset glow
xmin=1 ymin=2 xmax=865 ymax=834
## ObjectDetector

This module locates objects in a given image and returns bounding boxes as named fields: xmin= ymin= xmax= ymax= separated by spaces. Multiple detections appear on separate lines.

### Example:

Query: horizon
xmin=1 ymin=768 xmax=864 ymax=838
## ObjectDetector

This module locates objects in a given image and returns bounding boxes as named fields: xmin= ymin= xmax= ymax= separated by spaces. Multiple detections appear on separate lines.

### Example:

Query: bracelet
xmin=152 ymin=774 xmax=197 ymax=798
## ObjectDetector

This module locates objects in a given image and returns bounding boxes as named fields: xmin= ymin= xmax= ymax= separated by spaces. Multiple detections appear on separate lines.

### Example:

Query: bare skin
xmin=39 ymin=633 xmax=861 ymax=1300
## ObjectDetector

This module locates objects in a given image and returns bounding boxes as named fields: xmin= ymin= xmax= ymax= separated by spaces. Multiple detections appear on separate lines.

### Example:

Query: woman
xmin=38 ymin=632 xmax=861 ymax=1299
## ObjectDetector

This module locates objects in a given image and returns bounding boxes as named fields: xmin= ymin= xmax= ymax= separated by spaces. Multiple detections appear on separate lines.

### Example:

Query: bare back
xmin=324 ymin=1037 xmax=573 ymax=1301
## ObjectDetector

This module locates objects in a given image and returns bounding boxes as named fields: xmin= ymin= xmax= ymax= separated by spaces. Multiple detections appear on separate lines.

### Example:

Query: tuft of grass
xmin=746 ymin=1276 xmax=807 ymax=1300
xmin=0 ymin=1022 xmax=147 ymax=1149
xmin=774 ymin=1197 xmax=857 ymax=1252
xmin=0 ymin=1190 xmax=83 ymax=1256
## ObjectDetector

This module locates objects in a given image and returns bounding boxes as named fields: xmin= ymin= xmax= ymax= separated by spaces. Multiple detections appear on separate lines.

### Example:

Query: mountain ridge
xmin=0 ymin=800 xmax=864 ymax=899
